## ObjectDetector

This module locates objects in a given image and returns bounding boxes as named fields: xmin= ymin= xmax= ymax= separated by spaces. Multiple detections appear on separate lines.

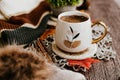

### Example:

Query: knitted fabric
xmin=1 ymin=14 xmax=51 ymax=45
xmin=0 ymin=1 xmax=51 ymax=45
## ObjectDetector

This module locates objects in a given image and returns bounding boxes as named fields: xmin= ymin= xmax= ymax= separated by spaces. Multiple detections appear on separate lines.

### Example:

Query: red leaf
xmin=67 ymin=58 xmax=100 ymax=70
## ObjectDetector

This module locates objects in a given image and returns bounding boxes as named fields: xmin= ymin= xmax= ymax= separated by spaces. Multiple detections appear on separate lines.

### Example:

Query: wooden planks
xmin=84 ymin=0 xmax=120 ymax=80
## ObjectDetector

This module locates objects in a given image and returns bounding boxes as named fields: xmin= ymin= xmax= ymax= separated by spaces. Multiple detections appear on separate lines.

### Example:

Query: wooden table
xmin=84 ymin=0 xmax=120 ymax=80
xmin=28 ymin=0 xmax=120 ymax=80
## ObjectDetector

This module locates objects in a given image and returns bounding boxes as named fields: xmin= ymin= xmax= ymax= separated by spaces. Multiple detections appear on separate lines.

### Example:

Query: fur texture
xmin=0 ymin=45 xmax=86 ymax=80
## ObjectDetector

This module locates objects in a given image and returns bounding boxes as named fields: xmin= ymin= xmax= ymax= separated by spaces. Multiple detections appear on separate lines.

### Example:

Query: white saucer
xmin=52 ymin=42 xmax=97 ymax=60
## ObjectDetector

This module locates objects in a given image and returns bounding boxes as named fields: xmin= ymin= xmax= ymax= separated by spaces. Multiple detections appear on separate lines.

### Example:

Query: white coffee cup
xmin=55 ymin=11 xmax=107 ymax=53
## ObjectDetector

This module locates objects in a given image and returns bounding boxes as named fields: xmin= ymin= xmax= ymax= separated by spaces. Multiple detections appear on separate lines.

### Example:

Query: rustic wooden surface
xmin=84 ymin=0 xmax=120 ymax=80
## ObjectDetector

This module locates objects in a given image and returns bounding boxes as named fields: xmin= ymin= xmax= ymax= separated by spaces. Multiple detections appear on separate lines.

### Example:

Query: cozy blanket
xmin=0 ymin=0 xmax=51 ymax=45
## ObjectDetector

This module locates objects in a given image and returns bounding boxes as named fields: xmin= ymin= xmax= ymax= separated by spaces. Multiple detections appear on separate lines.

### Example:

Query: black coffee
xmin=60 ymin=15 xmax=88 ymax=23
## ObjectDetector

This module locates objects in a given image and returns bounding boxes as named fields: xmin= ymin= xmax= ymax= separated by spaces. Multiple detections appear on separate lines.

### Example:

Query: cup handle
xmin=92 ymin=21 xmax=108 ymax=43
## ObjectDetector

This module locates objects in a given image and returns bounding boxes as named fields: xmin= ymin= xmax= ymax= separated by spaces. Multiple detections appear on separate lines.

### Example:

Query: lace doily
xmin=40 ymin=24 xmax=116 ymax=72
xmin=92 ymin=23 xmax=116 ymax=60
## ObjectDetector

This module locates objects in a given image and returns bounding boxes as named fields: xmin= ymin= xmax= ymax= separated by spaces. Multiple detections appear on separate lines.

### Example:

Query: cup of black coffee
xmin=55 ymin=11 xmax=107 ymax=53
xmin=60 ymin=15 xmax=88 ymax=23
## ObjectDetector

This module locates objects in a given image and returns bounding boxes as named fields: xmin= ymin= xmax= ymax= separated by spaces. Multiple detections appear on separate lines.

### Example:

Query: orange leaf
xmin=67 ymin=58 xmax=100 ymax=70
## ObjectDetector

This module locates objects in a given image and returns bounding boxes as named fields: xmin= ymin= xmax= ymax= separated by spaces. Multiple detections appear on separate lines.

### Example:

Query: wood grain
xmin=84 ymin=0 xmax=120 ymax=80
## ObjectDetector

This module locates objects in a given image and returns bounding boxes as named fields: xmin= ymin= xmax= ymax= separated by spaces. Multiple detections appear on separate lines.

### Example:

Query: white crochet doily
xmin=28 ymin=21 xmax=116 ymax=72
xmin=91 ymin=23 xmax=116 ymax=60
xmin=40 ymin=22 xmax=116 ymax=72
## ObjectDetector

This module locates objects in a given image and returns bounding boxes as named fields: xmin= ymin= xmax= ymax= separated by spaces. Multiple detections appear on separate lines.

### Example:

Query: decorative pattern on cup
xmin=64 ymin=26 xmax=81 ymax=48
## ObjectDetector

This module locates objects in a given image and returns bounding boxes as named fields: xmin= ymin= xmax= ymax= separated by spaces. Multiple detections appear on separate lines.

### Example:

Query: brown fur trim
xmin=0 ymin=45 xmax=54 ymax=80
